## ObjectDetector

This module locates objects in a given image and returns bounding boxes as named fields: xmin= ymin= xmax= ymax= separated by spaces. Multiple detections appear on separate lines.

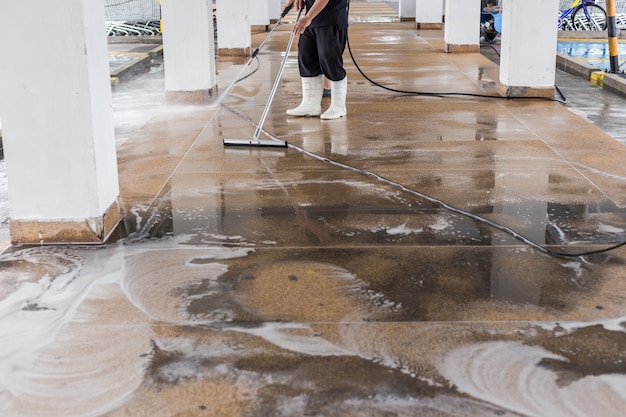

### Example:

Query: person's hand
xmin=291 ymin=0 xmax=327 ymax=34
xmin=293 ymin=15 xmax=312 ymax=35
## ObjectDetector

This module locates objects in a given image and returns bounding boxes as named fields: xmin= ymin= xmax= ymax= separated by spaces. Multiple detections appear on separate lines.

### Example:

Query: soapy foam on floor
xmin=439 ymin=341 xmax=626 ymax=417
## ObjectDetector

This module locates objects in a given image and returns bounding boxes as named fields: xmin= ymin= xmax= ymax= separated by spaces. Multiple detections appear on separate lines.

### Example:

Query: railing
xmin=105 ymin=0 xmax=160 ymax=22
xmin=105 ymin=0 xmax=161 ymax=36
xmin=560 ymin=0 xmax=625 ymax=14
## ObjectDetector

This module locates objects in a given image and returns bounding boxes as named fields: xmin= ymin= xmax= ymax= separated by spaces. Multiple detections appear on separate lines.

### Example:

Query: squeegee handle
xmin=253 ymin=9 xmax=302 ymax=140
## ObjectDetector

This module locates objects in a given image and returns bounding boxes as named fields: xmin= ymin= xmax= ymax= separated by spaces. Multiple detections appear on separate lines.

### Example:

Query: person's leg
xmin=287 ymin=29 xmax=324 ymax=117
xmin=318 ymin=26 xmax=348 ymax=119
xmin=317 ymin=26 xmax=347 ymax=82
xmin=323 ymin=76 xmax=331 ymax=97
xmin=321 ymin=76 xmax=347 ymax=119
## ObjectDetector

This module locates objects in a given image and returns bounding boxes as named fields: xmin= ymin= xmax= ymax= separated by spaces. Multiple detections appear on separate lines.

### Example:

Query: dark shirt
xmin=305 ymin=0 xmax=348 ymax=28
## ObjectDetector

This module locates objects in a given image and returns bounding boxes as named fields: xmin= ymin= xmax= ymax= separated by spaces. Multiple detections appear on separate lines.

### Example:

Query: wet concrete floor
xmin=481 ymin=42 xmax=626 ymax=146
xmin=2 ymin=22 xmax=626 ymax=417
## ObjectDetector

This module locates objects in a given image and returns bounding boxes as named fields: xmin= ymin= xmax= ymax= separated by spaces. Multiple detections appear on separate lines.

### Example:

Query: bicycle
xmin=480 ymin=1 xmax=502 ymax=43
xmin=558 ymin=0 xmax=607 ymax=30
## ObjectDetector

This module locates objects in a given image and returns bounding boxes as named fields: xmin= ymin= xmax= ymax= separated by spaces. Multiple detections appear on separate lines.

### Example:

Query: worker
xmin=284 ymin=0 xmax=349 ymax=119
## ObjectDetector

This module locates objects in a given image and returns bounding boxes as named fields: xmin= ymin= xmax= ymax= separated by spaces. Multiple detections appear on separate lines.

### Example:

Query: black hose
xmin=223 ymin=104 xmax=626 ymax=259
xmin=232 ymin=4 xmax=294 ymax=85
xmin=347 ymin=36 xmax=567 ymax=105
xmin=224 ymin=4 xmax=625 ymax=258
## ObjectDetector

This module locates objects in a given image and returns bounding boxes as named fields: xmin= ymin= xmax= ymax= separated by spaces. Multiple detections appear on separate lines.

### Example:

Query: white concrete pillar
xmin=499 ymin=0 xmax=559 ymax=98
xmin=444 ymin=0 xmax=481 ymax=52
xmin=270 ymin=0 xmax=282 ymax=22
xmin=401 ymin=0 xmax=416 ymax=21
xmin=161 ymin=0 xmax=216 ymax=99
xmin=216 ymin=0 xmax=251 ymax=56
xmin=416 ymin=0 xmax=444 ymax=29
xmin=0 ymin=0 xmax=121 ymax=244
xmin=250 ymin=0 xmax=271 ymax=31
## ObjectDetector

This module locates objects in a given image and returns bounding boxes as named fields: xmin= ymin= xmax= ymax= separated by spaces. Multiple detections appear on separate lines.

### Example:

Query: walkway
xmin=1 ymin=21 xmax=626 ymax=417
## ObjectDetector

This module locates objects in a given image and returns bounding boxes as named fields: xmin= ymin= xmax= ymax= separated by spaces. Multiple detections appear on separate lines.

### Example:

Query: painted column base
xmin=165 ymin=89 xmax=214 ymax=104
xmin=417 ymin=22 xmax=443 ymax=29
xmin=445 ymin=44 xmax=480 ymax=53
xmin=10 ymin=200 xmax=122 ymax=245
xmin=218 ymin=47 xmax=251 ymax=57
xmin=251 ymin=25 xmax=269 ymax=32
xmin=498 ymin=84 xmax=555 ymax=99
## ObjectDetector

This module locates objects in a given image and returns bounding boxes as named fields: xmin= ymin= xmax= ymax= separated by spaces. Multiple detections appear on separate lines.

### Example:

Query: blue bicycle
xmin=558 ymin=0 xmax=607 ymax=31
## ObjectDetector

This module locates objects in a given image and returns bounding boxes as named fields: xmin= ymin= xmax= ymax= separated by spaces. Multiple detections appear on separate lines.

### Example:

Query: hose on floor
xmin=223 ymin=6 xmax=626 ymax=258
xmin=479 ymin=44 xmax=568 ymax=103
xmin=346 ymin=35 xmax=567 ymax=105
xmin=238 ymin=3 xmax=566 ymax=103
xmin=223 ymin=104 xmax=626 ymax=259
xmin=342 ymin=0 xmax=565 ymax=104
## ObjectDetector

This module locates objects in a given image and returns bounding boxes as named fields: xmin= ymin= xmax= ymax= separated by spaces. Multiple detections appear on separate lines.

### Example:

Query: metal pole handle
xmin=252 ymin=5 xmax=294 ymax=59
xmin=252 ymin=9 xmax=302 ymax=141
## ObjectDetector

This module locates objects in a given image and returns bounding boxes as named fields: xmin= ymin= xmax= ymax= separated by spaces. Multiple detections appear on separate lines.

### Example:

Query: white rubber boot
xmin=321 ymin=76 xmax=347 ymax=120
xmin=287 ymin=75 xmax=323 ymax=117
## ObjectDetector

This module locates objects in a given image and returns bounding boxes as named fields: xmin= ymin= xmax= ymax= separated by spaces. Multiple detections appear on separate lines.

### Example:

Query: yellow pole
xmin=158 ymin=0 xmax=162 ymax=33
xmin=607 ymin=0 xmax=619 ymax=73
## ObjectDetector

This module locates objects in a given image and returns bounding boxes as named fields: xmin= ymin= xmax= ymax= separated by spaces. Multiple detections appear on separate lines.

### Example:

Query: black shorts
xmin=297 ymin=25 xmax=347 ymax=81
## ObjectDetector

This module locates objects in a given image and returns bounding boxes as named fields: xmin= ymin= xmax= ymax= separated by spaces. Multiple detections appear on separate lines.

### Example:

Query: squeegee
xmin=223 ymin=9 xmax=302 ymax=148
